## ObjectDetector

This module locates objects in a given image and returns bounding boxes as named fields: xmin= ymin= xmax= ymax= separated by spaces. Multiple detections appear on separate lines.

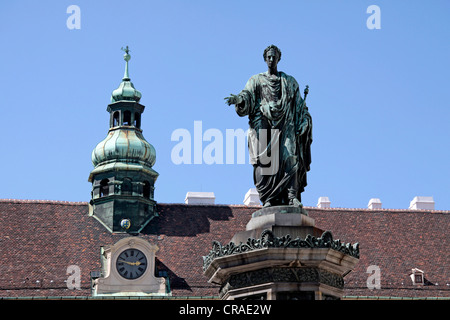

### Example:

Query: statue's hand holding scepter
xmin=303 ymin=85 xmax=309 ymax=101
xmin=297 ymin=85 xmax=310 ymax=136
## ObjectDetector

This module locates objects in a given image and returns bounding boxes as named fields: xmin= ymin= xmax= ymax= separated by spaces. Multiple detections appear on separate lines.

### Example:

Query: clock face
xmin=116 ymin=248 xmax=148 ymax=280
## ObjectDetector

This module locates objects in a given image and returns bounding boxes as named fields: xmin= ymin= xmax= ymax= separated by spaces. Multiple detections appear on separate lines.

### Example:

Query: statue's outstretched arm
xmin=224 ymin=94 xmax=243 ymax=106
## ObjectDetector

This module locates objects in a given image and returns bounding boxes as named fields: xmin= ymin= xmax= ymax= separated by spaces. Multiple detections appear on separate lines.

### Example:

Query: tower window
xmin=123 ymin=111 xmax=131 ymax=126
xmin=113 ymin=111 xmax=120 ymax=127
xmin=134 ymin=112 xmax=141 ymax=128
xmin=143 ymin=181 xmax=151 ymax=198
xmin=100 ymin=179 xmax=109 ymax=197
xmin=122 ymin=178 xmax=132 ymax=195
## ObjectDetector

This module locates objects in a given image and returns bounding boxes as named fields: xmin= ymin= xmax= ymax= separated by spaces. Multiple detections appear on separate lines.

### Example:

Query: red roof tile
xmin=0 ymin=200 xmax=448 ymax=298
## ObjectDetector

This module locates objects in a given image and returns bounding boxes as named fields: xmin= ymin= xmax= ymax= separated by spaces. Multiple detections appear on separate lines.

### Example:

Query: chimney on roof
xmin=244 ymin=188 xmax=261 ymax=206
xmin=317 ymin=197 xmax=331 ymax=208
xmin=368 ymin=198 xmax=382 ymax=210
xmin=409 ymin=196 xmax=434 ymax=210
xmin=185 ymin=192 xmax=215 ymax=205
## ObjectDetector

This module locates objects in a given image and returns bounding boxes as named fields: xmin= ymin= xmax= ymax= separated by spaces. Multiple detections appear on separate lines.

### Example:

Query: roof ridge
xmin=0 ymin=199 xmax=89 ymax=206
xmin=305 ymin=206 xmax=450 ymax=213
xmin=0 ymin=199 xmax=449 ymax=213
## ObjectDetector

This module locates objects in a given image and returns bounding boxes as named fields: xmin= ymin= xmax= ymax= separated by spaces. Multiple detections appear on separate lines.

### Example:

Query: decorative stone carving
xmin=203 ymin=229 xmax=359 ymax=271
xmin=220 ymin=267 xmax=344 ymax=298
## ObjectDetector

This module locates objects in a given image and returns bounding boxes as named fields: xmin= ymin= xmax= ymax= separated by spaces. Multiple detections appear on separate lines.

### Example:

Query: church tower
xmin=88 ymin=47 xmax=159 ymax=233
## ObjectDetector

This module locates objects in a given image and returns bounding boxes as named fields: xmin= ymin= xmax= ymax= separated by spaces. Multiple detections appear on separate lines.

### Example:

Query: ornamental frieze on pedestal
xmin=202 ymin=229 xmax=360 ymax=271
xmin=219 ymin=267 xmax=345 ymax=298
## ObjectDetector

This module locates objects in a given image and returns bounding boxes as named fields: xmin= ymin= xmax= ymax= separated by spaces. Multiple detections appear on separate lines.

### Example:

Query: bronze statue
xmin=225 ymin=45 xmax=312 ymax=208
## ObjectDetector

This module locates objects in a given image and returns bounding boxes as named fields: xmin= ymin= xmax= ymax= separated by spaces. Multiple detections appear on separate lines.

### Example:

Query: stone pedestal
xmin=203 ymin=206 xmax=359 ymax=300
xmin=231 ymin=206 xmax=320 ymax=243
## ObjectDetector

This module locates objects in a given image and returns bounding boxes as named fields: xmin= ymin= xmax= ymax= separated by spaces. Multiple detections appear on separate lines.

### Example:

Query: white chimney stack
xmin=243 ymin=188 xmax=260 ymax=206
xmin=409 ymin=196 xmax=434 ymax=210
xmin=185 ymin=192 xmax=215 ymax=205
xmin=317 ymin=197 xmax=331 ymax=208
xmin=368 ymin=198 xmax=382 ymax=210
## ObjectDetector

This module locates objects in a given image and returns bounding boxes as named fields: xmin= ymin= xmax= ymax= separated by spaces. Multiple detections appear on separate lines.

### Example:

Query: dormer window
xmin=415 ymin=274 xmax=423 ymax=284
xmin=410 ymin=268 xmax=424 ymax=285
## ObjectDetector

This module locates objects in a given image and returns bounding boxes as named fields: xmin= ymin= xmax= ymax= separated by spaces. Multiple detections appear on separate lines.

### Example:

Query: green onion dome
xmin=91 ymin=129 xmax=156 ymax=168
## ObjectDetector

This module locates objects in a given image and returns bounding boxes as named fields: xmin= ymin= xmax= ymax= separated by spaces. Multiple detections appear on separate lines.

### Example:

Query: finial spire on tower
xmin=111 ymin=46 xmax=141 ymax=103
xmin=121 ymin=46 xmax=131 ymax=80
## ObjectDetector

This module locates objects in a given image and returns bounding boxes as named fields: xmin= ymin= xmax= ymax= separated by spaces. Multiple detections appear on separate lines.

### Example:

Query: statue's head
xmin=263 ymin=45 xmax=282 ymax=63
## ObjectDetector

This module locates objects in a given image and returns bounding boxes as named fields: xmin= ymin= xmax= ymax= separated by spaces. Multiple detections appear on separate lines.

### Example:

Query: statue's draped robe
xmin=235 ymin=71 xmax=312 ymax=205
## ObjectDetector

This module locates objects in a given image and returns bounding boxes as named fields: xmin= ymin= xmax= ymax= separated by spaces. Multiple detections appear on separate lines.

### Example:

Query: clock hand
xmin=118 ymin=259 xmax=136 ymax=266
xmin=118 ymin=259 xmax=142 ymax=266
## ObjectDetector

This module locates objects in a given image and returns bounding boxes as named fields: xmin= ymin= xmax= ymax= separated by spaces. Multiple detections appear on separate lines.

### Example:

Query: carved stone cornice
xmin=203 ymin=229 xmax=359 ymax=272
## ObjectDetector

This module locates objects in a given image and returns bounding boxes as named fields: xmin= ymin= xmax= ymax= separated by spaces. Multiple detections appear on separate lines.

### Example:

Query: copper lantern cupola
xmin=88 ymin=47 xmax=159 ymax=233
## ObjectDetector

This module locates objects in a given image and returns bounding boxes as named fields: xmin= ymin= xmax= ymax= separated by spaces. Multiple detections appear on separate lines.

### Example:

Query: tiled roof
xmin=0 ymin=200 xmax=448 ymax=298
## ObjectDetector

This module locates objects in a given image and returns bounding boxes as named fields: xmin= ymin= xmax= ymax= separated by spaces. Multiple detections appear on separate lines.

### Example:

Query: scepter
xmin=303 ymin=85 xmax=309 ymax=101
xmin=296 ymin=85 xmax=310 ymax=137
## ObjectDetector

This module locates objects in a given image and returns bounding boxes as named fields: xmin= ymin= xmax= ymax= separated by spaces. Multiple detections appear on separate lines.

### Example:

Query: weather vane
xmin=121 ymin=45 xmax=130 ymax=55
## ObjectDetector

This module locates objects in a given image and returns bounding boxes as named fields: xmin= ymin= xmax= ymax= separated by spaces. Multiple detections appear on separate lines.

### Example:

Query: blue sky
xmin=0 ymin=1 xmax=449 ymax=210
